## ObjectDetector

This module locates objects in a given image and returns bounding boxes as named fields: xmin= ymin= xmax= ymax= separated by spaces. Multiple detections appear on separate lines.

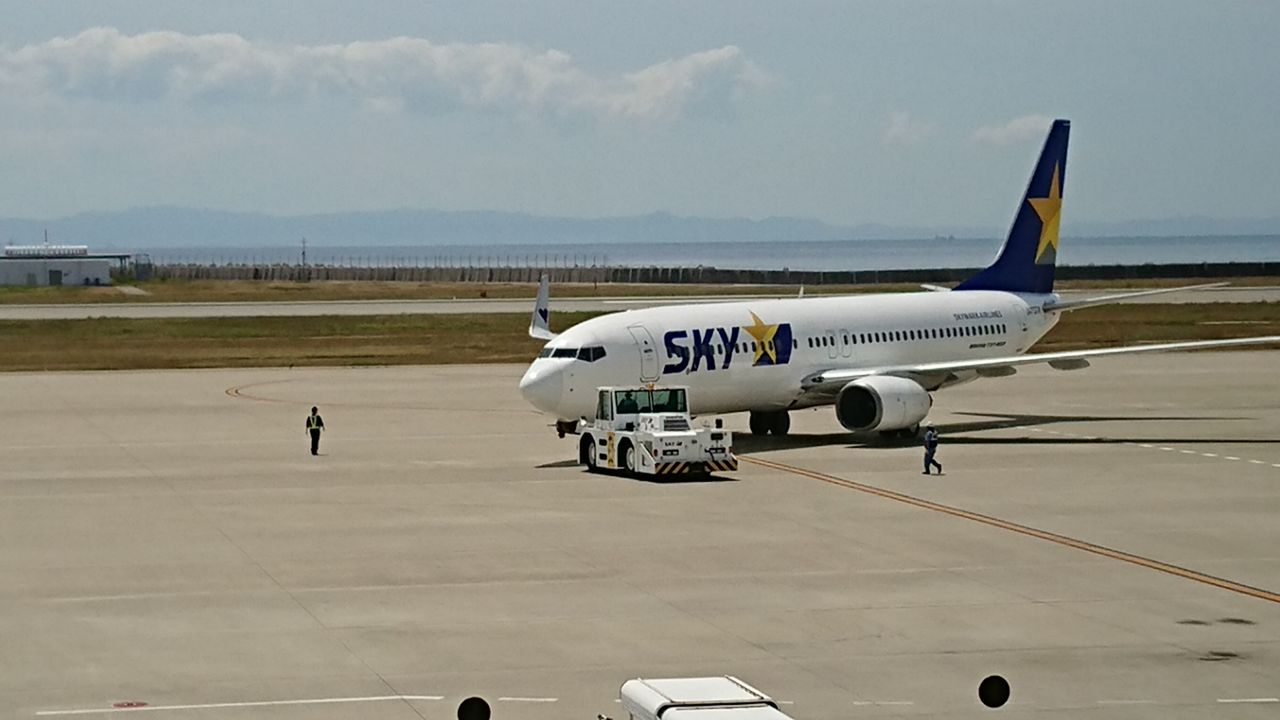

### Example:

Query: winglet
xmin=529 ymin=274 xmax=557 ymax=340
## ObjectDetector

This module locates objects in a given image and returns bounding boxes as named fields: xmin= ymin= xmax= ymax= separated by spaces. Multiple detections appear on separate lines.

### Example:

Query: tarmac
xmin=0 ymin=286 xmax=1276 ymax=319
xmin=1 ymin=352 xmax=1278 ymax=718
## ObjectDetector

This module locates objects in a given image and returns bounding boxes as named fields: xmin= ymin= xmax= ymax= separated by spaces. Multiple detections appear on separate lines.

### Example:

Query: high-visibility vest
xmin=308 ymin=416 xmax=322 ymax=430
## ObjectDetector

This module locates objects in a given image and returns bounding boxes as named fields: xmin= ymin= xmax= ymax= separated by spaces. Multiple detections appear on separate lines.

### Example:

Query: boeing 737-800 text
xmin=519 ymin=119 xmax=1278 ymax=438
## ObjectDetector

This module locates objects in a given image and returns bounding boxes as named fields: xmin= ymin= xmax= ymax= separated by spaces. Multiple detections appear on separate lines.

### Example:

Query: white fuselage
xmin=520 ymin=290 xmax=1060 ymax=421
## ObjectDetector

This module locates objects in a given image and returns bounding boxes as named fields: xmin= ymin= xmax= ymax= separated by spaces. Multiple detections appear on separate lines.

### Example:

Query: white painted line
xmin=776 ymin=700 xmax=795 ymax=705
xmin=498 ymin=697 xmax=558 ymax=703
xmin=1249 ymin=459 xmax=1267 ymax=465
xmin=1272 ymin=464 xmax=1280 ymax=468
xmin=1159 ymin=447 xmax=1176 ymax=452
xmin=1224 ymin=456 xmax=1241 ymax=461
xmin=1217 ymin=697 xmax=1279 ymax=704
xmin=36 ymin=695 xmax=445 ymax=716
xmin=1138 ymin=443 xmax=1154 ymax=448
xmin=1180 ymin=449 xmax=1197 ymax=454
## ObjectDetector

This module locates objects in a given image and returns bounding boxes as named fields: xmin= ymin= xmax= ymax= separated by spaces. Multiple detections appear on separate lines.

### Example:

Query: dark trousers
xmin=924 ymin=448 xmax=941 ymax=473
xmin=310 ymin=429 xmax=321 ymax=455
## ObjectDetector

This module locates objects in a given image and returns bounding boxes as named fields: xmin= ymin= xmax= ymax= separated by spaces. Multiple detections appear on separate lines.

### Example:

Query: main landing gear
xmin=748 ymin=410 xmax=791 ymax=436
xmin=879 ymin=423 xmax=920 ymax=440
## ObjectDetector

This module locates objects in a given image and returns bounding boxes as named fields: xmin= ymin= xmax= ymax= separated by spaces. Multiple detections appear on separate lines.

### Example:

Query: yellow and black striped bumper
xmin=655 ymin=456 xmax=738 ymax=475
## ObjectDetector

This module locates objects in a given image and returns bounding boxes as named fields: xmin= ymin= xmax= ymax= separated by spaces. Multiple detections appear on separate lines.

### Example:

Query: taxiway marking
xmin=1028 ymin=428 xmax=1275 ymax=469
xmin=741 ymin=455 xmax=1280 ymax=605
xmin=36 ymin=695 xmax=444 ymax=716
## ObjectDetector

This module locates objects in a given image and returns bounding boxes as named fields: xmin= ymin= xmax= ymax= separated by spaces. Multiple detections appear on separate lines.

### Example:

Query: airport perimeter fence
xmin=144 ymin=260 xmax=1278 ymax=285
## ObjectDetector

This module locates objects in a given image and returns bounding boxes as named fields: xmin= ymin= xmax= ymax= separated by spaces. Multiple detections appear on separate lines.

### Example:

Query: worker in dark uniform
xmin=306 ymin=406 xmax=325 ymax=455
xmin=616 ymin=391 xmax=639 ymax=414
xmin=922 ymin=423 xmax=942 ymax=475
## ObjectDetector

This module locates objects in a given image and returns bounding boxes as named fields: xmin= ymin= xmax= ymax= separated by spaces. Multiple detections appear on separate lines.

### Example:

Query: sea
xmin=138 ymin=235 xmax=1280 ymax=272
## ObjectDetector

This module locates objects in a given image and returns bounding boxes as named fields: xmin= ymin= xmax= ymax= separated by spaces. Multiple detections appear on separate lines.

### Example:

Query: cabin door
xmin=626 ymin=324 xmax=661 ymax=383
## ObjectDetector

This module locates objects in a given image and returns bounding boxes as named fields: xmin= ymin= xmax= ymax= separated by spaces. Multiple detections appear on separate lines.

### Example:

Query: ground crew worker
xmin=922 ymin=423 xmax=943 ymax=475
xmin=616 ymin=391 xmax=639 ymax=414
xmin=306 ymin=406 xmax=325 ymax=455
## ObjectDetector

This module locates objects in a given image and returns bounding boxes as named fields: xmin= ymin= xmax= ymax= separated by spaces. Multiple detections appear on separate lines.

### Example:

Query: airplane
xmin=519 ymin=119 xmax=1279 ymax=441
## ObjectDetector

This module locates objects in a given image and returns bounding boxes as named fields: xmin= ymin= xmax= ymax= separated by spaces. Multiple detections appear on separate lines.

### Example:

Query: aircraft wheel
xmin=748 ymin=412 xmax=769 ymax=436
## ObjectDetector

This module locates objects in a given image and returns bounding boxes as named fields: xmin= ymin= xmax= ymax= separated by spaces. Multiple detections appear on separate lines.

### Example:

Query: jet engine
xmin=835 ymin=376 xmax=932 ymax=432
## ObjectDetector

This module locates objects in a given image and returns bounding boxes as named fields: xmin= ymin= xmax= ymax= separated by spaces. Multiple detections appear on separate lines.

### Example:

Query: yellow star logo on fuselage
xmin=744 ymin=311 xmax=779 ymax=364
xmin=1028 ymin=163 xmax=1063 ymax=265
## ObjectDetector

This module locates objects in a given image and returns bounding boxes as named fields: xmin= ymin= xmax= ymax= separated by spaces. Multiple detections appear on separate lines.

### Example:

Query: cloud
xmin=970 ymin=114 xmax=1052 ymax=145
xmin=882 ymin=111 xmax=935 ymax=146
xmin=0 ymin=27 xmax=768 ymax=122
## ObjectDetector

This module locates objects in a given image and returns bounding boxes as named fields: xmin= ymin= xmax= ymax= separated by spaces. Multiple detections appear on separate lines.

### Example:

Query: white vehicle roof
xmin=620 ymin=677 xmax=787 ymax=720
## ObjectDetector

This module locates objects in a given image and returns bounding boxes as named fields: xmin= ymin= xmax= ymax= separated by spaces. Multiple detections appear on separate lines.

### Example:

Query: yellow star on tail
xmin=1028 ymin=164 xmax=1062 ymax=265
xmin=744 ymin=311 xmax=779 ymax=364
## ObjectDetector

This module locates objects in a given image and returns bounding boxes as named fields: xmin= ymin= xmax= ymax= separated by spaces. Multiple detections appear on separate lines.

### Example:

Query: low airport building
xmin=0 ymin=245 xmax=133 ymax=286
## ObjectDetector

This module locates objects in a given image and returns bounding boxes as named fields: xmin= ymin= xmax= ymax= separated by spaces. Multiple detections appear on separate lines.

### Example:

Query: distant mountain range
xmin=1 ymin=207 xmax=1277 ymax=249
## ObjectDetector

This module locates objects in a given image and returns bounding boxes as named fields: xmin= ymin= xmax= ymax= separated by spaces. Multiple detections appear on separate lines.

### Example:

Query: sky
xmin=0 ymin=1 xmax=1277 ymax=227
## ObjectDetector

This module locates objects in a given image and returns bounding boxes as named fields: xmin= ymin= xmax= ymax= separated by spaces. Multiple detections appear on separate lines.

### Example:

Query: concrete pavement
xmin=1 ymin=353 xmax=1278 ymax=717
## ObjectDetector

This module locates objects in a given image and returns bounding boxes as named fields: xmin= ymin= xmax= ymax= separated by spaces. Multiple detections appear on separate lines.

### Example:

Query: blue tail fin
xmin=956 ymin=118 xmax=1070 ymax=294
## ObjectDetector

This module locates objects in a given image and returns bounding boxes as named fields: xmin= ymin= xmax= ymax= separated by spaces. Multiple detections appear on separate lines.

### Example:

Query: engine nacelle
xmin=835 ymin=376 xmax=932 ymax=432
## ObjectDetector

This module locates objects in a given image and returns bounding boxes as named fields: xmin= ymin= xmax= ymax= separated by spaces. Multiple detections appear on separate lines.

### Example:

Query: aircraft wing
xmin=801 ymin=335 xmax=1280 ymax=392
xmin=1043 ymin=282 xmax=1228 ymax=312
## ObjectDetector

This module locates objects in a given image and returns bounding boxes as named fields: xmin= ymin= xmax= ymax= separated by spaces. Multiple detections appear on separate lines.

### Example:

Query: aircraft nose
xmin=519 ymin=362 xmax=564 ymax=414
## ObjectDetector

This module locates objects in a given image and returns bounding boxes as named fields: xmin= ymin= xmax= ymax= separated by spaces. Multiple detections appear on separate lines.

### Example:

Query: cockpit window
xmin=543 ymin=345 xmax=606 ymax=361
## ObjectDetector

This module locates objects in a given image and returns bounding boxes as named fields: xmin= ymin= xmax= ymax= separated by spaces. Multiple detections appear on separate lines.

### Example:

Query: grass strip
xmin=0 ymin=304 xmax=1275 ymax=373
